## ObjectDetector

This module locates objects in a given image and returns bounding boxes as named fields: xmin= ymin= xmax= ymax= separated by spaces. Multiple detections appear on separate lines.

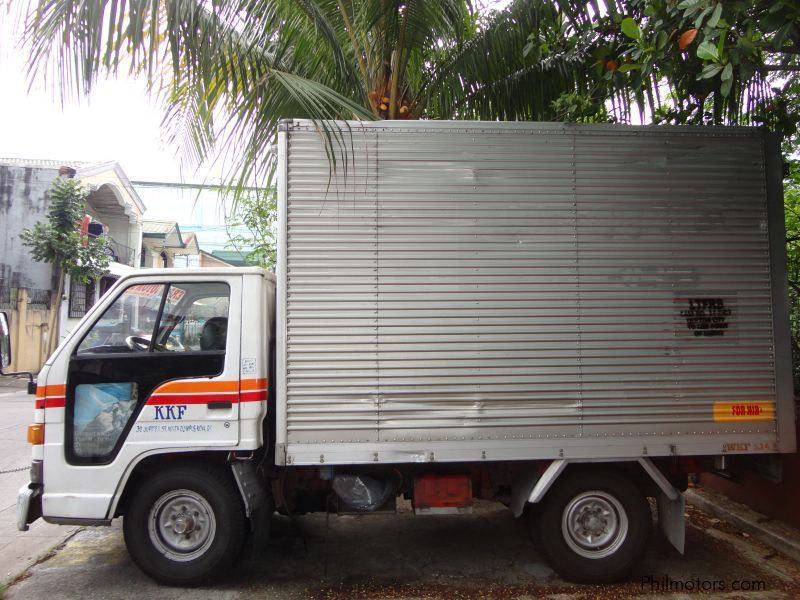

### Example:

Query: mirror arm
xmin=0 ymin=368 xmax=36 ymax=394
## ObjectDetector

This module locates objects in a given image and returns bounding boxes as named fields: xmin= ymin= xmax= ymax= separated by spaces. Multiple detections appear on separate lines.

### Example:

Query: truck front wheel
xmin=123 ymin=464 xmax=245 ymax=586
xmin=529 ymin=468 xmax=650 ymax=583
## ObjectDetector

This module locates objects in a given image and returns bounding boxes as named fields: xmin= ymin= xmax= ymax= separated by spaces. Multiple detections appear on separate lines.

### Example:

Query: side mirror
xmin=0 ymin=312 xmax=11 ymax=369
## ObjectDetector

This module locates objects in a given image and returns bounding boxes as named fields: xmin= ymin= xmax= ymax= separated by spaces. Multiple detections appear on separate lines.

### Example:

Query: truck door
xmin=64 ymin=278 xmax=241 ymax=467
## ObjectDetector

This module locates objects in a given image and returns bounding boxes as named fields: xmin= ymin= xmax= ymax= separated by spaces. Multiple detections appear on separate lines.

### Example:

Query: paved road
xmin=0 ymin=379 xmax=77 ymax=587
xmin=4 ymin=494 xmax=800 ymax=598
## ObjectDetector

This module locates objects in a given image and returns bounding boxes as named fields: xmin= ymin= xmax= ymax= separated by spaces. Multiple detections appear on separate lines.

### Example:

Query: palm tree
xmin=24 ymin=0 xmax=600 ymax=187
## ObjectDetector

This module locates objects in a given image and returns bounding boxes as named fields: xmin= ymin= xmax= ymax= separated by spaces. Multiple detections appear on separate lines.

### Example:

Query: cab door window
xmin=155 ymin=283 xmax=230 ymax=352
xmin=69 ymin=281 xmax=230 ymax=463
xmin=77 ymin=284 xmax=165 ymax=354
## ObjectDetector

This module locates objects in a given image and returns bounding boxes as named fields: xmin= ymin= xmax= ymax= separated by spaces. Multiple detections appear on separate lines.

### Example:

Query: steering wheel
xmin=125 ymin=336 xmax=151 ymax=352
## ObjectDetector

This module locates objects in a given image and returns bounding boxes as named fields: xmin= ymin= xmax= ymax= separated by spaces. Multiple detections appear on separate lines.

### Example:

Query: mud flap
xmin=656 ymin=488 xmax=685 ymax=555
xmin=248 ymin=499 xmax=273 ymax=560
xmin=231 ymin=461 xmax=269 ymax=517
xmin=231 ymin=461 xmax=273 ymax=565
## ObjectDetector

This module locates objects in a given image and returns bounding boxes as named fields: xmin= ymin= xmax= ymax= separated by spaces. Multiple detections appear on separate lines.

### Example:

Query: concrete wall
xmin=0 ymin=165 xmax=58 ymax=291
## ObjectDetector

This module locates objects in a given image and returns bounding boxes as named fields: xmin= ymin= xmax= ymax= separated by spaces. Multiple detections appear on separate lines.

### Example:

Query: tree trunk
xmin=47 ymin=271 xmax=65 ymax=357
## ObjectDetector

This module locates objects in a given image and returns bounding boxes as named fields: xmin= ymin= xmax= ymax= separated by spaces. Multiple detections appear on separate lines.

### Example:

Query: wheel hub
xmin=562 ymin=491 xmax=628 ymax=559
xmin=172 ymin=513 xmax=196 ymax=535
xmin=148 ymin=490 xmax=217 ymax=562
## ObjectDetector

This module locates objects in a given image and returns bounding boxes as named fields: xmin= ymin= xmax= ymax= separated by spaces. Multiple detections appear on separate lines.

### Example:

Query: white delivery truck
xmin=7 ymin=120 xmax=795 ymax=586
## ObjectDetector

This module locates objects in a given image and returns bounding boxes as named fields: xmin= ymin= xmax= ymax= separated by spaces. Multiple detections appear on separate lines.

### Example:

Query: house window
xmin=68 ymin=279 xmax=96 ymax=319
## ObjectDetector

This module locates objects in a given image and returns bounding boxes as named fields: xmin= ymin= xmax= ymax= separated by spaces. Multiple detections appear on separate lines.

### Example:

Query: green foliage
xmin=784 ymin=160 xmax=800 ymax=388
xmin=621 ymin=17 xmax=641 ymax=40
xmin=19 ymin=178 xmax=111 ymax=283
xmin=550 ymin=91 xmax=611 ymax=123
xmin=225 ymin=189 xmax=277 ymax=270
xmin=607 ymin=1 xmax=800 ymax=132
xmin=513 ymin=1 xmax=800 ymax=134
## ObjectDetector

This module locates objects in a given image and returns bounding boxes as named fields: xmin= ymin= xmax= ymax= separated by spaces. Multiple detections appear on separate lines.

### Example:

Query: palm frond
xmin=26 ymin=0 xmax=375 ymax=192
xmin=423 ymin=0 xmax=598 ymax=121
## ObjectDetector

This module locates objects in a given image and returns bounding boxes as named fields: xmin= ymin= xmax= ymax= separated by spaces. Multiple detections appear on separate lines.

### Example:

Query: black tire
xmin=123 ymin=463 xmax=245 ymax=586
xmin=529 ymin=468 xmax=650 ymax=584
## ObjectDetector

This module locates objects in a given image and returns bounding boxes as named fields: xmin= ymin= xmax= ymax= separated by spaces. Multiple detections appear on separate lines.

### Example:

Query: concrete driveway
xmin=5 ymin=496 xmax=800 ymax=599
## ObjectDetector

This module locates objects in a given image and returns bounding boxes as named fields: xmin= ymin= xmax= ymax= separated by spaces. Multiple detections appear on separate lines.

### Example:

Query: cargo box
xmin=275 ymin=120 xmax=793 ymax=466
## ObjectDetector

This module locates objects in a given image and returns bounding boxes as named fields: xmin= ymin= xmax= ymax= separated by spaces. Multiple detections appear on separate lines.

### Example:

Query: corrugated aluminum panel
xmin=279 ymin=121 xmax=788 ymax=462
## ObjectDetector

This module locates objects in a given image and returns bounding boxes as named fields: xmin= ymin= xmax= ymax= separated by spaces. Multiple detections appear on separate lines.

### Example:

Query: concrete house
xmin=0 ymin=159 xmax=145 ymax=371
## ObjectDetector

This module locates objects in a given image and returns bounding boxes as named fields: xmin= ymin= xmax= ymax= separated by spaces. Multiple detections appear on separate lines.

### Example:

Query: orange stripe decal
xmin=240 ymin=378 xmax=267 ymax=391
xmin=39 ymin=384 xmax=66 ymax=397
xmin=146 ymin=378 xmax=268 ymax=406
xmin=152 ymin=380 xmax=240 ymax=395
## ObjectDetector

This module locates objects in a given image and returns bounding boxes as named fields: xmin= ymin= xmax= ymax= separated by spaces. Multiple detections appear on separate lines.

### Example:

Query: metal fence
xmin=27 ymin=288 xmax=52 ymax=309
xmin=68 ymin=280 xmax=95 ymax=319
xmin=0 ymin=283 xmax=52 ymax=310
xmin=105 ymin=238 xmax=136 ymax=267
xmin=0 ymin=284 xmax=12 ymax=309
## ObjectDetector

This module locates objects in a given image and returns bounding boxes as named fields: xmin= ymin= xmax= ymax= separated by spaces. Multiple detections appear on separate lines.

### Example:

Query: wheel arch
xmin=513 ymin=457 xmax=679 ymax=515
xmin=512 ymin=457 xmax=685 ymax=555
xmin=111 ymin=450 xmax=235 ymax=519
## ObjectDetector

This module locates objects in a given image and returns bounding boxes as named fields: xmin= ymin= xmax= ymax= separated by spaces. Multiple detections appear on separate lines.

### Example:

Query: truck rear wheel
xmin=123 ymin=464 xmax=245 ymax=586
xmin=529 ymin=468 xmax=650 ymax=583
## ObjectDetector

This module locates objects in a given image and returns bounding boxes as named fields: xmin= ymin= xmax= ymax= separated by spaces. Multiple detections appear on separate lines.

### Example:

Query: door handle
xmin=207 ymin=401 xmax=232 ymax=410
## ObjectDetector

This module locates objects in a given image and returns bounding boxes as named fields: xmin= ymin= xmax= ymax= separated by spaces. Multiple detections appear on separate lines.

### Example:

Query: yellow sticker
xmin=713 ymin=401 xmax=775 ymax=423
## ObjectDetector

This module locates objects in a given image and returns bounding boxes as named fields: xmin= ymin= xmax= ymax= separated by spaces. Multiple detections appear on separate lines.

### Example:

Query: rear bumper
xmin=17 ymin=483 xmax=42 ymax=531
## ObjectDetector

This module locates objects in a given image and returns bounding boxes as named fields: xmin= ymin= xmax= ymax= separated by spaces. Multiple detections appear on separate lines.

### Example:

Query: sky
xmin=0 ymin=1 xmax=221 ymax=187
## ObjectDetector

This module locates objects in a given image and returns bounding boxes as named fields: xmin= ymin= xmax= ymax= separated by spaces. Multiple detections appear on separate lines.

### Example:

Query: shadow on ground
xmin=7 ymin=500 xmax=800 ymax=599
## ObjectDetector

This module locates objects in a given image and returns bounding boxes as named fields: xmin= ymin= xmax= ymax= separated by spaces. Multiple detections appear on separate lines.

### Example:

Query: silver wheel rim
xmin=148 ymin=489 xmax=217 ymax=562
xmin=561 ymin=491 xmax=628 ymax=559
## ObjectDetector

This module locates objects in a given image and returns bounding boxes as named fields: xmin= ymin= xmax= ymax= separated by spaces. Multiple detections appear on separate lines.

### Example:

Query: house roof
xmin=0 ymin=157 xmax=99 ymax=170
xmin=142 ymin=219 xmax=184 ymax=248
xmin=142 ymin=219 xmax=179 ymax=235
xmin=200 ymin=250 xmax=238 ymax=267
xmin=0 ymin=157 xmax=146 ymax=215
xmin=181 ymin=232 xmax=200 ymax=254
xmin=209 ymin=250 xmax=251 ymax=267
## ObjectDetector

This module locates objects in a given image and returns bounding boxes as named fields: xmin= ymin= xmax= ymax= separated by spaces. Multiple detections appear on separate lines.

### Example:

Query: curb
xmin=685 ymin=487 xmax=800 ymax=563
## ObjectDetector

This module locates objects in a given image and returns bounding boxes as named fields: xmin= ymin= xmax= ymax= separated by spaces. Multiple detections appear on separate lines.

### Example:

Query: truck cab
xmin=17 ymin=268 xmax=274 ymax=584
